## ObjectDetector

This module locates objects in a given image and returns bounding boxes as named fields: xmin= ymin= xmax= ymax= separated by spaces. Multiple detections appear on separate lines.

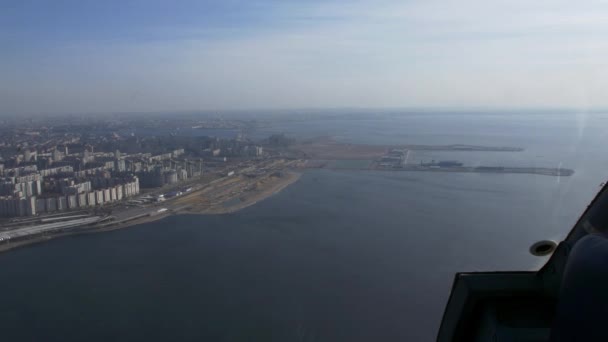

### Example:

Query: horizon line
xmin=1 ymin=106 xmax=607 ymax=118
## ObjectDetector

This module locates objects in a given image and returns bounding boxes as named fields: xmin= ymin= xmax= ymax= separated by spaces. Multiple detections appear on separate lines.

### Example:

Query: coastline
xmin=0 ymin=171 xmax=302 ymax=254
xmin=0 ymin=136 xmax=574 ymax=256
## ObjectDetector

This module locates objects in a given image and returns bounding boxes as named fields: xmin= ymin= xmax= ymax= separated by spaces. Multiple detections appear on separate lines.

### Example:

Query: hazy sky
xmin=2 ymin=0 xmax=608 ymax=114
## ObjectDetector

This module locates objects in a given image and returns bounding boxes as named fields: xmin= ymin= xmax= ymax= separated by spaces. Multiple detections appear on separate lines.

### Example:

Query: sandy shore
xmin=0 ymin=171 xmax=302 ymax=254
xmin=174 ymin=171 xmax=301 ymax=214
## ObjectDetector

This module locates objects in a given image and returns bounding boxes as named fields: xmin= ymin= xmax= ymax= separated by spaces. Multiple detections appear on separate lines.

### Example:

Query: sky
xmin=2 ymin=0 xmax=608 ymax=114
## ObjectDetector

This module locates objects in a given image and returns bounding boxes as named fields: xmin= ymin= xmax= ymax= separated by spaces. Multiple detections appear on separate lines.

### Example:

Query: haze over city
xmin=4 ymin=2 xmax=608 ymax=341
xmin=2 ymin=0 xmax=608 ymax=114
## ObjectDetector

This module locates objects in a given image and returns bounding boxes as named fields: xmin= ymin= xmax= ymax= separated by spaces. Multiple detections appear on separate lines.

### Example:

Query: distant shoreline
xmin=290 ymin=136 xmax=524 ymax=161
xmin=0 ymin=171 xmax=302 ymax=254
xmin=0 ymin=135 xmax=573 ymax=255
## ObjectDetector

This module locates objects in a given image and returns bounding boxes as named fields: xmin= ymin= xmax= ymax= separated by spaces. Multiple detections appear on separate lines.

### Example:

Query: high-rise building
xmin=16 ymin=198 xmax=26 ymax=216
xmin=115 ymin=159 xmax=126 ymax=172
xmin=35 ymin=179 xmax=42 ymax=195
xmin=165 ymin=170 xmax=178 ymax=185
xmin=57 ymin=196 xmax=67 ymax=211
xmin=46 ymin=197 xmax=57 ymax=212
xmin=103 ymin=189 xmax=111 ymax=203
xmin=87 ymin=192 xmax=96 ymax=207
xmin=116 ymin=185 xmax=123 ymax=200
xmin=53 ymin=148 xmax=62 ymax=162
xmin=36 ymin=198 xmax=46 ymax=213
xmin=78 ymin=193 xmax=88 ymax=208
xmin=95 ymin=190 xmax=104 ymax=205
xmin=110 ymin=188 xmax=117 ymax=202
xmin=178 ymin=169 xmax=188 ymax=180
xmin=26 ymin=197 xmax=36 ymax=216
xmin=67 ymin=195 xmax=77 ymax=209
xmin=0 ymin=198 xmax=6 ymax=217
xmin=24 ymin=181 xmax=34 ymax=197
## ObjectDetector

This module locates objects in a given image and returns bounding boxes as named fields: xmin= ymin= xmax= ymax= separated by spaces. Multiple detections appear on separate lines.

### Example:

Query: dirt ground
xmin=290 ymin=137 xmax=387 ymax=160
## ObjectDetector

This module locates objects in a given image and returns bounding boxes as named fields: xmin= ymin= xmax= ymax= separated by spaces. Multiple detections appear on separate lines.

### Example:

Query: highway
xmin=0 ymin=216 xmax=103 ymax=241
xmin=0 ymin=158 xmax=299 ymax=245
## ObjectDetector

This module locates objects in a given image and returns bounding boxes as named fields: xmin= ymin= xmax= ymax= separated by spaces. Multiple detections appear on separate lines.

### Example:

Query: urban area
xmin=0 ymin=115 xmax=301 ymax=251
xmin=0 ymin=113 xmax=574 ymax=251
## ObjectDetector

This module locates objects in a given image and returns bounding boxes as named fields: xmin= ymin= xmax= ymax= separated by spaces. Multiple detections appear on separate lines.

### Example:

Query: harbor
xmin=302 ymin=146 xmax=575 ymax=177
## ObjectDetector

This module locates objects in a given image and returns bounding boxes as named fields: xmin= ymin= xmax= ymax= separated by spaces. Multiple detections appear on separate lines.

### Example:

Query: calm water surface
xmin=1 ymin=112 xmax=607 ymax=341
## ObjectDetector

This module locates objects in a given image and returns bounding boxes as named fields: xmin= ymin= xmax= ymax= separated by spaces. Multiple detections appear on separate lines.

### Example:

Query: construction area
xmin=0 ymin=158 xmax=301 ymax=252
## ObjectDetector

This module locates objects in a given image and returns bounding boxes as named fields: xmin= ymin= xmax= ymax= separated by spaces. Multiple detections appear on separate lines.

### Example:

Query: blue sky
xmin=2 ymin=0 xmax=608 ymax=114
